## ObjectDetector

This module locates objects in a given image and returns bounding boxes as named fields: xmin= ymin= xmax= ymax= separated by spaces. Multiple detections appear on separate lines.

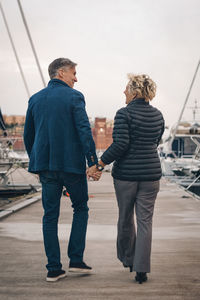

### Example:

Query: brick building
xmin=1 ymin=115 xmax=26 ymax=151
xmin=92 ymin=118 xmax=113 ymax=150
xmin=3 ymin=115 xmax=25 ymax=126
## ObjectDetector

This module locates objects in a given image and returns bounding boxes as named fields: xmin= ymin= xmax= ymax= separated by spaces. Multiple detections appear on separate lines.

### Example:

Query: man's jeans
xmin=39 ymin=171 xmax=89 ymax=271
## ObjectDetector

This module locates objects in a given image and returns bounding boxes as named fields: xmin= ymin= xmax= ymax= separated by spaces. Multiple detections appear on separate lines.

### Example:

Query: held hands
xmin=87 ymin=165 xmax=102 ymax=181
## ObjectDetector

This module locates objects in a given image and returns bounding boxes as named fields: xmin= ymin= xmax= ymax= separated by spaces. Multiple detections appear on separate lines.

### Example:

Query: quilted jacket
xmin=101 ymin=98 xmax=164 ymax=181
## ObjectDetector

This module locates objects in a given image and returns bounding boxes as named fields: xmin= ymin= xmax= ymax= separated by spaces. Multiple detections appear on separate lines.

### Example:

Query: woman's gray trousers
xmin=113 ymin=179 xmax=160 ymax=273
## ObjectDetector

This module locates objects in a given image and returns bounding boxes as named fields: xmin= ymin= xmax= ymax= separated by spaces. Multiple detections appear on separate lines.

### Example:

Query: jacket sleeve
xmin=157 ymin=116 xmax=165 ymax=146
xmin=101 ymin=108 xmax=130 ymax=164
xmin=23 ymin=100 xmax=35 ymax=158
xmin=72 ymin=93 xmax=98 ymax=167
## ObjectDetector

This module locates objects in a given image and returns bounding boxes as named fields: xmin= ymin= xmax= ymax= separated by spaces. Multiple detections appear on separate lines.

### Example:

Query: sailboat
xmin=0 ymin=108 xmax=41 ymax=196
xmin=160 ymin=60 xmax=200 ymax=195
xmin=0 ymin=1 xmax=45 ymax=197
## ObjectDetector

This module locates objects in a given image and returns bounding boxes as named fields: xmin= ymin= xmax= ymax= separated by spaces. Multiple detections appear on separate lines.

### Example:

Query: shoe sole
xmin=135 ymin=277 xmax=148 ymax=284
xmin=46 ymin=273 xmax=67 ymax=282
xmin=68 ymin=268 xmax=92 ymax=274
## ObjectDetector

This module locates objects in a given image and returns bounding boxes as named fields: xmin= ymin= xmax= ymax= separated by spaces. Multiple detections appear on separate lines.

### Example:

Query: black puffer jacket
xmin=101 ymin=98 xmax=165 ymax=181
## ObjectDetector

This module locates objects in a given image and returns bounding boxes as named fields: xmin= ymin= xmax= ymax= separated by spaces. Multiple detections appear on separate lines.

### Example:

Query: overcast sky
xmin=0 ymin=0 xmax=200 ymax=128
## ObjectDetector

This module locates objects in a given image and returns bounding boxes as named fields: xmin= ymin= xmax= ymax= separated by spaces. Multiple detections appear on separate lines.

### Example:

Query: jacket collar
xmin=127 ymin=98 xmax=149 ymax=106
xmin=48 ymin=78 xmax=71 ymax=88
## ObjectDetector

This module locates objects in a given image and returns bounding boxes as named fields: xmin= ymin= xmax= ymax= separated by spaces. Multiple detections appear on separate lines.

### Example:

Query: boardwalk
xmin=0 ymin=173 xmax=200 ymax=300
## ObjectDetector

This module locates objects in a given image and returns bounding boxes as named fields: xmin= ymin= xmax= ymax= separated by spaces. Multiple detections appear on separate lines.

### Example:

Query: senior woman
xmin=96 ymin=74 xmax=164 ymax=284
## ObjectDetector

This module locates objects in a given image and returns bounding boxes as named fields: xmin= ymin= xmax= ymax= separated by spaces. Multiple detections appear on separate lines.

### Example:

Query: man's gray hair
xmin=48 ymin=58 xmax=77 ymax=79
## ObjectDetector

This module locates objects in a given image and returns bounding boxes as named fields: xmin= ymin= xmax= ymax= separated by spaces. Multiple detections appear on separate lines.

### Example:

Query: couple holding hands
xmin=24 ymin=58 xmax=164 ymax=284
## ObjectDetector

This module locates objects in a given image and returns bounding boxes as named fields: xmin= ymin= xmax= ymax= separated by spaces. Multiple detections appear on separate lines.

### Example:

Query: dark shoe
xmin=46 ymin=269 xmax=66 ymax=282
xmin=135 ymin=272 xmax=148 ymax=284
xmin=123 ymin=263 xmax=133 ymax=272
xmin=69 ymin=261 xmax=92 ymax=274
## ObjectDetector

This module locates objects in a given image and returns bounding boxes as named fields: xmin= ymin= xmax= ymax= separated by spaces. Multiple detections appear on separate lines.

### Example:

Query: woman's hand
xmin=87 ymin=165 xmax=102 ymax=181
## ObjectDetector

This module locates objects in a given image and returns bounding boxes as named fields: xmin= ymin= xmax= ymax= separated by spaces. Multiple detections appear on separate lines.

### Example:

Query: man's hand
xmin=87 ymin=165 xmax=102 ymax=181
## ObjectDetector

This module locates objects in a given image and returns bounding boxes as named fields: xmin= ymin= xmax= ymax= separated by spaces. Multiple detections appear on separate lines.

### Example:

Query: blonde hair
xmin=127 ymin=74 xmax=156 ymax=102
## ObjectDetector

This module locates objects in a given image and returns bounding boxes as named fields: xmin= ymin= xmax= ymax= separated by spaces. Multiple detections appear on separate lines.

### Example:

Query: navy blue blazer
xmin=24 ymin=79 xmax=98 ymax=174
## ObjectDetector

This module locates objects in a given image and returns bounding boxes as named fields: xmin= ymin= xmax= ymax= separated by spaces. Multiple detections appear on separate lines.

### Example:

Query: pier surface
xmin=0 ymin=173 xmax=200 ymax=300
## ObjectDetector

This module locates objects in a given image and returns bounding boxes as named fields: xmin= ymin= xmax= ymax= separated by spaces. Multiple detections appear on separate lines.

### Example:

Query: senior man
xmin=24 ymin=58 xmax=101 ymax=282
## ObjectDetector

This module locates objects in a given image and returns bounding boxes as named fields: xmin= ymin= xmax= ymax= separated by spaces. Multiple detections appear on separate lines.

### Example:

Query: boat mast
xmin=16 ymin=0 xmax=46 ymax=87
xmin=170 ymin=59 xmax=200 ymax=147
xmin=188 ymin=99 xmax=199 ymax=122
xmin=0 ymin=1 xmax=31 ymax=98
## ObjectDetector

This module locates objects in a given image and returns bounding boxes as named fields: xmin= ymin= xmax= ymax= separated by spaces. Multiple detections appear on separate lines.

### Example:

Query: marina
xmin=0 ymin=58 xmax=200 ymax=300
xmin=0 ymin=1 xmax=200 ymax=299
